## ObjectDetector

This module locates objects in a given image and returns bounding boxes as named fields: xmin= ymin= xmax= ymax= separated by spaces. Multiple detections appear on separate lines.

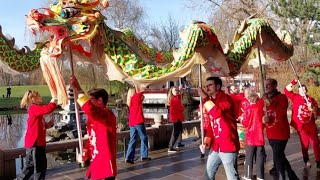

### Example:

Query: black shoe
xmin=177 ymin=143 xmax=185 ymax=148
xmin=238 ymin=153 xmax=245 ymax=158
xmin=168 ymin=148 xmax=178 ymax=153
xmin=200 ymin=154 xmax=205 ymax=158
xmin=317 ymin=161 xmax=320 ymax=169
xmin=269 ymin=166 xmax=277 ymax=175
xmin=141 ymin=157 xmax=151 ymax=161
xmin=126 ymin=160 xmax=134 ymax=164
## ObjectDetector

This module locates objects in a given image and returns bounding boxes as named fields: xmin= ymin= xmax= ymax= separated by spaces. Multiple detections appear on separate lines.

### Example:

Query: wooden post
xmin=0 ymin=149 xmax=4 ymax=178
xmin=257 ymin=48 xmax=265 ymax=95
xmin=68 ymin=44 xmax=84 ymax=162
xmin=198 ymin=64 xmax=204 ymax=145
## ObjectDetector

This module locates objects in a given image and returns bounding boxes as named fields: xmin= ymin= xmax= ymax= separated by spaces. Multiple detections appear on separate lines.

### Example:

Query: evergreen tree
xmin=271 ymin=0 xmax=320 ymax=60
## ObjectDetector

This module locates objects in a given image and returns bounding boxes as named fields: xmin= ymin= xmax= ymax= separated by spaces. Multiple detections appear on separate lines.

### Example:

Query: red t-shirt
xmin=128 ymin=92 xmax=145 ymax=126
xmin=24 ymin=102 xmax=57 ymax=148
xmin=230 ymin=93 xmax=245 ymax=119
xmin=241 ymin=99 xmax=265 ymax=146
xmin=169 ymin=95 xmax=184 ymax=123
xmin=205 ymin=91 xmax=240 ymax=152
xmin=284 ymin=88 xmax=318 ymax=132
xmin=265 ymin=92 xmax=290 ymax=140
xmin=81 ymin=100 xmax=117 ymax=179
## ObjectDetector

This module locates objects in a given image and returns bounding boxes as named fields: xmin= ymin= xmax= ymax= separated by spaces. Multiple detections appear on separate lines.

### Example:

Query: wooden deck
xmin=45 ymin=133 xmax=320 ymax=180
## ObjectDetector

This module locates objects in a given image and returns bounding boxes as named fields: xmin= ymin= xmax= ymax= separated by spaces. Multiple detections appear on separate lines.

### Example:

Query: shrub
xmin=307 ymin=86 xmax=320 ymax=103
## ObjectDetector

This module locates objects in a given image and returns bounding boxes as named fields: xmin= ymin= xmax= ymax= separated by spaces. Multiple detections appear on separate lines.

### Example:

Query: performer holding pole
xmin=285 ymin=59 xmax=320 ymax=169
xmin=70 ymin=75 xmax=118 ymax=179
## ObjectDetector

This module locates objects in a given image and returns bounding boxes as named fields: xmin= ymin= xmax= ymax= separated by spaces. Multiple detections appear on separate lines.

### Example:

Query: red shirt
xmin=24 ymin=102 xmax=56 ymax=148
xmin=284 ymin=88 xmax=318 ymax=132
xmin=169 ymin=95 xmax=184 ymax=123
xmin=198 ymin=104 xmax=210 ymax=130
xmin=205 ymin=91 xmax=240 ymax=152
xmin=230 ymin=93 xmax=245 ymax=119
xmin=265 ymin=92 xmax=290 ymax=140
xmin=241 ymin=99 xmax=265 ymax=146
xmin=128 ymin=92 xmax=145 ymax=126
xmin=239 ymin=98 xmax=250 ymax=120
xmin=81 ymin=100 xmax=117 ymax=179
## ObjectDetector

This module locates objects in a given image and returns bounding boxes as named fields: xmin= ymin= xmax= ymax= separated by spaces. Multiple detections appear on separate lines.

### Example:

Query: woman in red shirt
xmin=167 ymin=86 xmax=184 ymax=152
xmin=240 ymin=92 xmax=265 ymax=180
xmin=17 ymin=90 xmax=57 ymax=180
xmin=125 ymin=87 xmax=151 ymax=164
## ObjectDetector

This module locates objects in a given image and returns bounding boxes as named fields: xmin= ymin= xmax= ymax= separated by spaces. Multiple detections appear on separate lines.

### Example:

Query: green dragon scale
xmin=0 ymin=26 xmax=42 ymax=72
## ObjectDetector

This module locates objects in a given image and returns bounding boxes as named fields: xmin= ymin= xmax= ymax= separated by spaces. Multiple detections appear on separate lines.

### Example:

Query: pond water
xmin=0 ymin=113 xmax=62 ymax=150
xmin=0 ymin=113 xmax=75 ymax=174
xmin=0 ymin=114 xmax=27 ymax=150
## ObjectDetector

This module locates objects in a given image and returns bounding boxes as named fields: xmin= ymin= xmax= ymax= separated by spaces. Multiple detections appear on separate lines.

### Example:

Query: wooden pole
xmin=68 ymin=44 xmax=83 ymax=158
xmin=288 ymin=59 xmax=309 ymax=103
xmin=257 ymin=48 xmax=265 ymax=95
xmin=198 ymin=64 xmax=204 ymax=145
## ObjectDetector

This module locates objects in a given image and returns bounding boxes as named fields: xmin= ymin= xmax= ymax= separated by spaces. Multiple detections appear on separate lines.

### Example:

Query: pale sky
xmin=0 ymin=0 xmax=211 ymax=48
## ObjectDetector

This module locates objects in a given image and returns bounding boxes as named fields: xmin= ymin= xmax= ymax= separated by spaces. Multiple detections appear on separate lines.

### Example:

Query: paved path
xmin=46 ymin=133 xmax=320 ymax=180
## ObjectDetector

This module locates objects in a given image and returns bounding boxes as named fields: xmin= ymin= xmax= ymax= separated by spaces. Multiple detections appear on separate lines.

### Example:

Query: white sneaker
xmin=257 ymin=178 xmax=264 ymax=180
xmin=305 ymin=161 xmax=312 ymax=167
xmin=168 ymin=148 xmax=178 ymax=153
xmin=241 ymin=176 xmax=252 ymax=180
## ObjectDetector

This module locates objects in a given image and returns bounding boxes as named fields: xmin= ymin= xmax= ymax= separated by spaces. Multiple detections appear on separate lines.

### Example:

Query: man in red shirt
xmin=70 ymin=75 xmax=117 ymax=180
xmin=264 ymin=78 xmax=298 ymax=180
xmin=284 ymin=79 xmax=320 ymax=168
xmin=198 ymin=77 xmax=240 ymax=180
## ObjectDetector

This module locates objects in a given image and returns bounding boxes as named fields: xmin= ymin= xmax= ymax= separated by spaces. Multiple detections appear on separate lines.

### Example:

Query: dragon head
xmin=26 ymin=0 xmax=109 ymax=58
xmin=23 ymin=0 xmax=110 ymax=106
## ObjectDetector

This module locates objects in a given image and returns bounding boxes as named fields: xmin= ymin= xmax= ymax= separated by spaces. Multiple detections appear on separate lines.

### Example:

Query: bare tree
xmin=104 ymin=0 xmax=145 ymax=30
xmin=148 ymin=15 xmax=182 ymax=50
xmin=187 ymin=0 xmax=270 ymax=21
xmin=186 ymin=0 xmax=272 ymax=44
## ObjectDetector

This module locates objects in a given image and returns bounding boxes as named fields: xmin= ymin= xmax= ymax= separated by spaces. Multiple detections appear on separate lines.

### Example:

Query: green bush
xmin=308 ymin=86 xmax=320 ymax=103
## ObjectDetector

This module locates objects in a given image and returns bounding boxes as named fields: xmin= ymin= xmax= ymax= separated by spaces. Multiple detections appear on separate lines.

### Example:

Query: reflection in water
xmin=0 ymin=113 xmax=62 ymax=149
xmin=7 ymin=115 xmax=12 ymax=126
xmin=0 ymin=114 xmax=27 ymax=149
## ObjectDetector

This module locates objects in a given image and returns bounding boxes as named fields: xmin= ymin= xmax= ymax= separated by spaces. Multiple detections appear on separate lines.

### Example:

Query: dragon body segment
xmin=0 ymin=26 xmax=42 ymax=73
xmin=0 ymin=0 xmax=293 ymax=106
xmin=226 ymin=18 xmax=293 ymax=76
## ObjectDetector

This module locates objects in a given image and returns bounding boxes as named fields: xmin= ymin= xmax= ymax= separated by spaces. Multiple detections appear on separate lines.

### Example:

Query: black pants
xmin=17 ymin=146 xmax=47 ymax=180
xmin=269 ymin=139 xmax=299 ymax=180
xmin=168 ymin=120 xmax=182 ymax=149
xmin=244 ymin=145 xmax=265 ymax=179
xmin=105 ymin=177 xmax=115 ymax=180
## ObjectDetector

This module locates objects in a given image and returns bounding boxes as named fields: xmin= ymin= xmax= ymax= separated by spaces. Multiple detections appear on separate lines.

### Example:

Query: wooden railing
xmin=0 ymin=120 xmax=200 ymax=180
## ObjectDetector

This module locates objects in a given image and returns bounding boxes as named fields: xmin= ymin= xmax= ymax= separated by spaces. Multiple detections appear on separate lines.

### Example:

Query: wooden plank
xmin=0 ymin=149 xmax=4 ymax=177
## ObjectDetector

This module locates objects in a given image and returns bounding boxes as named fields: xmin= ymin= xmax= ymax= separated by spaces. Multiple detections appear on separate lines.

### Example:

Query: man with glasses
xmin=198 ymin=77 xmax=240 ymax=180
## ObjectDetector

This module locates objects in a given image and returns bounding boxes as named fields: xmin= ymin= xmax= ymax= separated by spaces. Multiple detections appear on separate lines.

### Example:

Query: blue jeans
xmin=126 ymin=124 xmax=149 ymax=160
xmin=205 ymin=150 xmax=239 ymax=180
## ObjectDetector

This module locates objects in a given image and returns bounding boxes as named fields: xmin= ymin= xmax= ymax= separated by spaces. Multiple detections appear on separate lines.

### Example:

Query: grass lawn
xmin=0 ymin=84 xmax=124 ymax=110
xmin=0 ymin=85 xmax=51 ymax=108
